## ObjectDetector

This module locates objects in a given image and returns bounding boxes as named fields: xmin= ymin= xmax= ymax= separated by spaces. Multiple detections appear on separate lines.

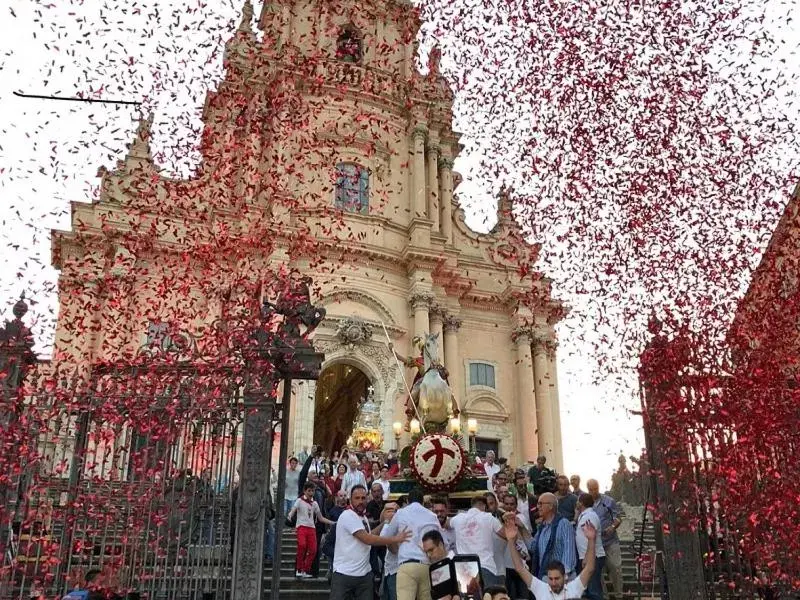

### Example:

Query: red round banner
xmin=408 ymin=433 xmax=467 ymax=492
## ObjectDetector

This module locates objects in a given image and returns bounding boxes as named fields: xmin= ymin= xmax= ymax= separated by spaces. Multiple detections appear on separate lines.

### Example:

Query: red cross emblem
xmin=421 ymin=437 xmax=456 ymax=477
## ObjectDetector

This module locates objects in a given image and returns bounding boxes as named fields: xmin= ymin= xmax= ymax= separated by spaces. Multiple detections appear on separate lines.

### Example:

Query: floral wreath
xmin=408 ymin=432 xmax=469 ymax=493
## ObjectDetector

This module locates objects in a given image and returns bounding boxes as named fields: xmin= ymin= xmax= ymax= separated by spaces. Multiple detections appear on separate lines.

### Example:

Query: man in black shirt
xmin=365 ymin=482 xmax=386 ymax=527
xmin=527 ymin=455 xmax=557 ymax=495
xmin=365 ymin=481 xmax=387 ymax=589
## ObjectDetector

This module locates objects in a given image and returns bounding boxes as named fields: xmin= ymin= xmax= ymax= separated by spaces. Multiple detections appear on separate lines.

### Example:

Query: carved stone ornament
xmin=438 ymin=156 xmax=455 ymax=171
xmin=532 ymin=334 xmax=558 ymax=358
xmin=511 ymin=326 xmax=534 ymax=344
xmin=409 ymin=292 xmax=435 ymax=311
xmin=442 ymin=315 xmax=462 ymax=333
xmin=336 ymin=316 xmax=373 ymax=347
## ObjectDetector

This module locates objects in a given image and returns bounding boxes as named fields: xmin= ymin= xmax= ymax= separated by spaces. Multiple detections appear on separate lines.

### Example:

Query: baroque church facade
xmin=47 ymin=0 xmax=565 ymax=470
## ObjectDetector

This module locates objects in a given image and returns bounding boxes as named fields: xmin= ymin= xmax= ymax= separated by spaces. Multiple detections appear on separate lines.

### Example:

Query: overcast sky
xmin=1 ymin=0 xmax=798 ymax=490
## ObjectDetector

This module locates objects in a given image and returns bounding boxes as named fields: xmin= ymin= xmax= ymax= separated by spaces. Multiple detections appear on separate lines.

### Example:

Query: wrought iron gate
xmin=0 ymin=284 xmax=325 ymax=600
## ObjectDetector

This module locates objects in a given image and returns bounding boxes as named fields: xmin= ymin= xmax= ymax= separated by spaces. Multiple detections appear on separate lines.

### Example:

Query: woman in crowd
xmin=369 ymin=461 xmax=382 ymax=487
xmin=330 ymin=463 xmax=348 ymax=496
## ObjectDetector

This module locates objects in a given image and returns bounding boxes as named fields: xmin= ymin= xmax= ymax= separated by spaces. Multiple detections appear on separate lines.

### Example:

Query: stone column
xmin=427 ymin=143 xmax=440 ymax=232
xmin=513 ymin=328 xmax=538 ymax=463
xmin=291 ymin=380 xmax=316 ymax=456
xmin=438 ymin=155 xmax=454 ymax=245
xmin=443 ymin=315 xmax=462 ymax=410
xmin=411 ymin=126 xmax=428 ymax=219
xmin=533 ymin=334 xmax=554 ymax=462
xmin=410 ymin=292 xmax=433 ymax=340
xmin=547 ymin=343 xmax=564 ymax=473
xmin=430 ymin=305 xmax=444 ymax=349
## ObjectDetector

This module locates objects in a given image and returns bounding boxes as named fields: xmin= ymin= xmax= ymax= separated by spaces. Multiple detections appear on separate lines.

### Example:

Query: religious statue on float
xmin=390 ymin=333 xmax=459 ymax=432
xmin=350 ymin=386 xmax=384 ymax=452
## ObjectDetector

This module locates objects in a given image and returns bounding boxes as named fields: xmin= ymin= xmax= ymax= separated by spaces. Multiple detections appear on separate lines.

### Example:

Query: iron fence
xmin=2 ymin=362 xmax=257 ymax=600
xmin=0 ymin=284 xmax=326 ymax=600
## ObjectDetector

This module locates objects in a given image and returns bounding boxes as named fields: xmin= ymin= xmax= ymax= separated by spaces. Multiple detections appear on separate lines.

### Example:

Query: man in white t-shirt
xmin=504 ymin=511 xmax=598 ymax=600
xmin=374 ymin=465 xmax=392 ymax=500
xmin=449 ymin=495 xmax=504 ymax=587
xmin=381 ymin=488 xmax=440 ymax=600
xmin=576 ymin=493 xmax=606 ymax=600
xmin=331 ymin=485 xmax=411 ymax=600
xmin=481 ymin=451 xmax=502 ymax=491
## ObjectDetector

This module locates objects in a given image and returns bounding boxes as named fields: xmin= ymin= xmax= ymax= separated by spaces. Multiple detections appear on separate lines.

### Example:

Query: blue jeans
xmin=381 ymin=573 xmax=397 ymax=600
xmin=263 ymin=519 xmax=275 ymax=561
xmin=201 ymin=511 xmax=214 ymax=544
xmin=284 ymin=498 xmax=295 ymax=515
xmin=580 ymin=555 xmax=606 ymax=600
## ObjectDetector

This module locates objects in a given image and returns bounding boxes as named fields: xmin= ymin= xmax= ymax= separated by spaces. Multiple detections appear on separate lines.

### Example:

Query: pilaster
xmin=438 ymin=154 xmax=455 ymax=245
xmin=443 ymin=314 xmax=463 ymax=411
xmin=426 ymin=138 xmax=440 ymax=233
xmin=512 ymin=326 xmax=538 ymax=463
xmin=532 ymin=331 xmax=557 ymax=463
xmin=409 ymin=124 xmax=431 ymax=247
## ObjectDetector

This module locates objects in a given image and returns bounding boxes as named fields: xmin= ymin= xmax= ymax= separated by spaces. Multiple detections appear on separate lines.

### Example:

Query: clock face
xmin=410 ymin=433 xmax=467 ymax=491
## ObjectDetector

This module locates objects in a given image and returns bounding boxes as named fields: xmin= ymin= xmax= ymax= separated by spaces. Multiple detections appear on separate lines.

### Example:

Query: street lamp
xmin=393 ymin=421 xmax=402 ymax=449
xmin=449 ymin=417 xmax=461 ymax=435
xmin=467 ymin=418 xmax=478 ymax=454
xmin=410 ymin=419 xmax=421 ymax=435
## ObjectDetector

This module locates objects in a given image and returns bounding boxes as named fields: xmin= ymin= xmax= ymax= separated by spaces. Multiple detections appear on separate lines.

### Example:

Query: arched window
xmin=469 ymin=362 xmax=496 ymax=389
xmin=336 ymin=26 xmax=362 ymax=63
xmin=335 ymin=162 xmax=369 ymax=214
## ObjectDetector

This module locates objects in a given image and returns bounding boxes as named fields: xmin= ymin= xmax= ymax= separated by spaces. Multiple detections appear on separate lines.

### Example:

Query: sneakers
xmin=295 ymin=571 xmax=312 ymax=578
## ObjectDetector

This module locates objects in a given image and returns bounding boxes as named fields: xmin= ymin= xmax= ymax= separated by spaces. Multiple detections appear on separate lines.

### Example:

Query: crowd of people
xmin=282 ymin=445 xmax=626 ymax=600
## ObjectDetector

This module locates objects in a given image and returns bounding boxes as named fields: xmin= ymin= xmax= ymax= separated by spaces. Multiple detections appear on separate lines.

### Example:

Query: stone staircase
xmin=263 ymin=527 xmax=332 ymax=599
xmin=616 ymin=506 xmax=661 ymax=600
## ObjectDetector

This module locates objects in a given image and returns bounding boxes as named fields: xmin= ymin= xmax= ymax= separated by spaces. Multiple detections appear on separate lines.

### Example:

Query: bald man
xmin=528 ymin=492 xmax=577 ymax=582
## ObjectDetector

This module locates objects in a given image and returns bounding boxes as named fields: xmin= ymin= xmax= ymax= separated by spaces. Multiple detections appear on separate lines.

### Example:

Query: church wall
xmin=44 ymin=0 xmax=564 ymax=473
xmin=456 ymin=314 xmax=519 ymax=459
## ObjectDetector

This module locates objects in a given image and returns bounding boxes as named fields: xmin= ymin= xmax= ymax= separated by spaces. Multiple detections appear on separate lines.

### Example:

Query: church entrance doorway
xmin=314 ymin=363 xmax=370 ymax=455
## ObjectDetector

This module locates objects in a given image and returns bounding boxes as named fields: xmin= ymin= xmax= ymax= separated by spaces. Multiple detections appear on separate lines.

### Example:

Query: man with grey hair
xmin=482 ymin=450 xmax=501 ymax=491
xmin=528 ymin=492 xmax=577 ymax=582
xmin=343 ymin=455 xmax=367 ymax=496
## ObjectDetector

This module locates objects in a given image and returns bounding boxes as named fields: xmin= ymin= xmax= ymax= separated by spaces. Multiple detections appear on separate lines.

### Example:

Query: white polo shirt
xmin=530 ymin=577 xmax=585 ymax=600
xmin=450 ymin=508 xmax=503 ymax=575
xmin=382 ymin=502 xmax=440 ymax=565
xmin=576 ymin=509 xmax=605 ymax=559
xmin=333 ymin=509 xmax=372 ymax=576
